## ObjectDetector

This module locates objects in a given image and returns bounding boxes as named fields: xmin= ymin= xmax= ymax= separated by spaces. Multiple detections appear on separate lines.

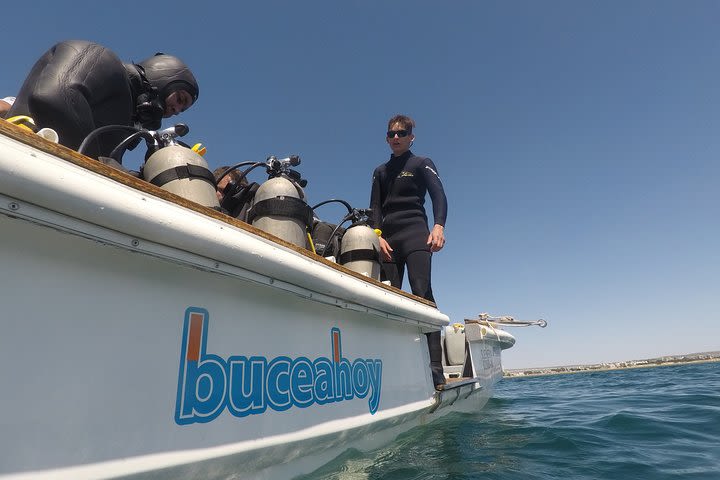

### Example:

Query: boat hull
xmin=0 ymin=124 xmax=513 ymax=479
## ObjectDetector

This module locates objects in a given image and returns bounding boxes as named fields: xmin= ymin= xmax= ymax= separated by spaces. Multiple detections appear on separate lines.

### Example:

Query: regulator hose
xmin=108 ymin=130 xmax=156 ymax=162
xmin=77 ymin=125 xmax=141 ymax=156
xmin=217 ymin=160 xmax=265 ymax=183
xmin=311 ymin=198 xmax=353 ymax=214
xmin=319 ymin=210 xmax=356 ymax=258
xmin=311 ymin=199 xmax=356 ymax=258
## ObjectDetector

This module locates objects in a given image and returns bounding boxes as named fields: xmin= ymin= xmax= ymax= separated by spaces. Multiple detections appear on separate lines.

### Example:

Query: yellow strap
xmin=5 ymin=115 xmax=36 ymax=131
xmin=307 ymin=231 xmax=316 ymax=254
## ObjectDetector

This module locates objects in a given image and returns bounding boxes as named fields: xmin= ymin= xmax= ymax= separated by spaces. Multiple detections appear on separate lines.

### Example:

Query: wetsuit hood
xmin=137 ymin=53 xmax=199 ymax=105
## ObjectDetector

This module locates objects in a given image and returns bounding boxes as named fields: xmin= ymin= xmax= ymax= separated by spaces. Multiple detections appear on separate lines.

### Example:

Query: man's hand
xmin=427 ymin=224 xmax=445 ymax=252
xmin=379 ymin=236 xmax=394 ymax=261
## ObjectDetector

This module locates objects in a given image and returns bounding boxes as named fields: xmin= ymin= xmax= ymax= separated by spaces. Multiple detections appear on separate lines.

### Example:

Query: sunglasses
xmin=386 ymin=129 xmax=410 ymax=138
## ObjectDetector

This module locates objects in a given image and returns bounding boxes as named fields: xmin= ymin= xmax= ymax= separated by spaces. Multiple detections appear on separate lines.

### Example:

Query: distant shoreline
xmin=503 ymin=352 xmax=720 ymax=378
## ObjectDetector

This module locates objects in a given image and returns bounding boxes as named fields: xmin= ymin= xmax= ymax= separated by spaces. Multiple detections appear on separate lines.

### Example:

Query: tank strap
xmin=148 ymin=164 xmax=216 ymax=188
xmin=339 ymin=248 xmax=379 ymax=265
xmin=247 ymin=196 xmax=314 ymax=227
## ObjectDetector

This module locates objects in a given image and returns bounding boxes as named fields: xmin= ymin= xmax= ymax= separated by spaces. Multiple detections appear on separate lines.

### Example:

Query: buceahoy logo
xmin=175 ymin=307 xmax=383 ymax=425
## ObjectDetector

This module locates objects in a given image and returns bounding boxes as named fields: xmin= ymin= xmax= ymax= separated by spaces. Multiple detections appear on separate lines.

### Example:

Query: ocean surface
xmin=298 ymin=362 xmax=720 ymax=480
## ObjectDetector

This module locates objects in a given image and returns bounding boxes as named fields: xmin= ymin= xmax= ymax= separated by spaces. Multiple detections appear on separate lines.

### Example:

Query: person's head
xmin=214 ymin=166 xmax=247 ymax=202
xmin=138 ymin=53 xmax=199 ymax=118
xmin=386 ymin=114 xmax=415 ymax=156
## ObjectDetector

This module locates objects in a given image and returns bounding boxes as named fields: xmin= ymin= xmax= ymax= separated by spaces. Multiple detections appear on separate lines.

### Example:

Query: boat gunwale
xmin=0 ymin=120 xmax=435 ymax=308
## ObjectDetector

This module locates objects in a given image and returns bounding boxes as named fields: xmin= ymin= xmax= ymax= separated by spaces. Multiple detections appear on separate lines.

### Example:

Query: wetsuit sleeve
xmin=369 ymin=167 xmax=383 ymax=229
xmin=422 ymin=158 xmax=447 ymax=227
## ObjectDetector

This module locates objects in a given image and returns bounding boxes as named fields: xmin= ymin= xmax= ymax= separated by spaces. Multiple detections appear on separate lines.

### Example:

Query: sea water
xmin=298 ymin=362 xmax=720 ymax=479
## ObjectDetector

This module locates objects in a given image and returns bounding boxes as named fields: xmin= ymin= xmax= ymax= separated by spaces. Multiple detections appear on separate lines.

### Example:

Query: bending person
xmin=6 ymin=40 xmax=199 ymax=159
xmin=369 ymin=114 xmax=448 ymax=388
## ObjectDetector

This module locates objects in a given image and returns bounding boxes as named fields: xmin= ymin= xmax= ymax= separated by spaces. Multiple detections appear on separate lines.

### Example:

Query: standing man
xmin=5 ymin=40 xmax=199 ymax=159
xmin=369 ymin=114 xmax=448 ymax=388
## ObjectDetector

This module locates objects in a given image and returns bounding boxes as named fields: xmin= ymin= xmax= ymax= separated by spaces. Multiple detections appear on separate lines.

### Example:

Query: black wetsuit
xmin=370 ymin=149 xmax=448 ymax=387
xmin=369 ymin=150 xmax=447 ymax=302
xmin=6 ymin=40 xmax=155 ymax=159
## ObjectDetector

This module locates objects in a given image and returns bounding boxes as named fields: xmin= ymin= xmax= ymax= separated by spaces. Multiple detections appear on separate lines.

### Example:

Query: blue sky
xmin=3 ymin=1 xmax=718 ymax=368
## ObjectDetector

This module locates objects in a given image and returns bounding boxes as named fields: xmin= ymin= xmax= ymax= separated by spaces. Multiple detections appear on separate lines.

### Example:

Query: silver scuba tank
xmin=247 ymin=156 xmax=313 ymax=248
xmin=143 ymin=145 xmax=220 ymax=209
xmin=339 ymin=223 xmax=381 ymax=280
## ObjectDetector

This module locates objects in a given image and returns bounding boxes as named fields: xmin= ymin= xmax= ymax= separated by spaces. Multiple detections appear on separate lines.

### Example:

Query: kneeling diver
xmin=5 ymin=40 xmax=199 ymax=160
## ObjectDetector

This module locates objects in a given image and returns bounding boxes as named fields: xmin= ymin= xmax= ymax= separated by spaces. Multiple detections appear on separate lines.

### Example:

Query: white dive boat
xmin=0 ymin=121 xmax=516 ymax=480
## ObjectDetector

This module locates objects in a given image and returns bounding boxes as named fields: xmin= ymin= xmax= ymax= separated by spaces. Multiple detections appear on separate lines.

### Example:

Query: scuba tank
xmin=312 ymin=200 xmax=381 ymax=280
xmin=78 ymin=123 xmax=220 ymax=209
xmin=246 ymin=155 xmax=313 ymax=248
xmin=338 ymin=209 xmax=381 ymax=280
xmin=141 ymin=125 xmax=219 ymax=209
